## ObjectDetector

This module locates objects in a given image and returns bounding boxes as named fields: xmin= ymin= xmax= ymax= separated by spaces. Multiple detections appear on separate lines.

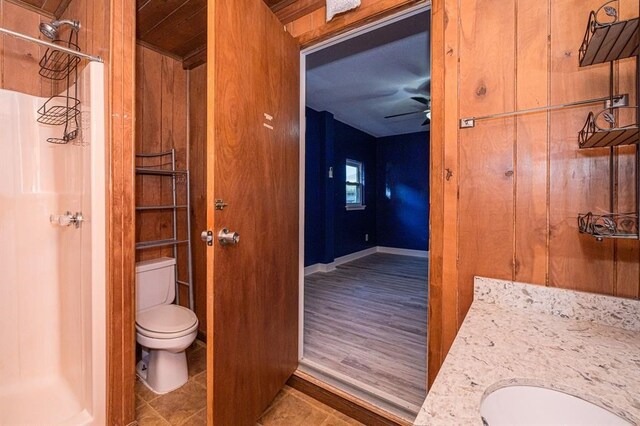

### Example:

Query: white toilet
xmin=135 ymin=257 xmax=199 ymax=394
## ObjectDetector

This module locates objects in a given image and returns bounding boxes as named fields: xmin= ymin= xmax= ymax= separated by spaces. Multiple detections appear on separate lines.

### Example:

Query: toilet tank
xmin=135 ymin=257 xmax=176 ymax=312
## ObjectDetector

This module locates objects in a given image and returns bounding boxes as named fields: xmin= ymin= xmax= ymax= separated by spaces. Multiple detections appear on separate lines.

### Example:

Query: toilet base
xmin=136 ymin=348 xmax=189 ymax=394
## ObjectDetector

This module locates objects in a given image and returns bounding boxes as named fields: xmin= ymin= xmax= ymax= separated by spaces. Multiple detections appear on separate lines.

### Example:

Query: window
xmin=345 ymin=159 xmax=365 ymax=210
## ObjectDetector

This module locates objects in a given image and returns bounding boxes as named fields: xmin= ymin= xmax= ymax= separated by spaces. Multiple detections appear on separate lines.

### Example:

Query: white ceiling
xmin=306 ymin=11 xmax=430 ymax=138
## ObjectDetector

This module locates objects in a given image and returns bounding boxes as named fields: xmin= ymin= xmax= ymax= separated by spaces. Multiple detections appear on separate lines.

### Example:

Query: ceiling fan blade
xmin=422 ymin=116 xmax=431 ymax=126
xmin=384 ymin=110 xmax=424 ymax=119
xmin=411 ymin=96 xmax=429 ymax=105
xmin=405 ymin=79 xmax=431 ymax=95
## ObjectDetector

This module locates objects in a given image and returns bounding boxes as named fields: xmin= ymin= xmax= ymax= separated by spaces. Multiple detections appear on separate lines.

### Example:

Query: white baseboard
xmin=377 ymin=246 xmax=429 ymax=258
xmin=334 ymin=247 xmax=378 ymax=266
xmin=304 ymin=263 xmax=336 ymax=275
xmin=304 ymin=246 xmax=428 ymax=275
xmin=304 ymin=247 xmax=375 ymax=276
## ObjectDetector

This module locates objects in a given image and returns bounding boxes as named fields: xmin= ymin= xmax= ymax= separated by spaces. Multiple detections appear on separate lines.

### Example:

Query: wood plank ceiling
xmin=11 ymin=0 xmax=322 ymax=68
xmin=10 ymin=0 xmax=72 ymax=17
xmin=137 ymin=0 xmax=324 ymax=69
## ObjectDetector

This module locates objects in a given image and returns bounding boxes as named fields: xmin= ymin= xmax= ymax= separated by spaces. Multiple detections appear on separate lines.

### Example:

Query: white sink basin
xmin=480 ymin=385 xmax=632 ymax=426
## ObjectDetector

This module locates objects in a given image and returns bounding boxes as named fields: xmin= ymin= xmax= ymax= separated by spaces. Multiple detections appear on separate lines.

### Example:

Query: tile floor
xmin=135 ymin=341 xmax=207 ymax=425
xmin=135 ymin=341 xmax=362 ymax=426
xmin=256 ymin=386 xmax=363 ymax=426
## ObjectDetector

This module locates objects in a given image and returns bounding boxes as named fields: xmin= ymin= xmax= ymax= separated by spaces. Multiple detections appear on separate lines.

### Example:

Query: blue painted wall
xmin=304 ymin=108 xmax=327 ymax=266
xmin=304 ymin=107 xmax=429 ymax=266
xmin=376 ymin=132 xmax=430 ymax=251
xmin=332 ymin=120 xmax=378 ymax=258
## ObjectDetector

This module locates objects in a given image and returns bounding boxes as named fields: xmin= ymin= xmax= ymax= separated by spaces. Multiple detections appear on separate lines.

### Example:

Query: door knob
xmin=218 ymin=228 xmax=240 ymax=246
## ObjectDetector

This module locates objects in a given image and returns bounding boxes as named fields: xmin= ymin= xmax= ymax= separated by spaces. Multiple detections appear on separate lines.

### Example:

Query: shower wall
xmin=0 ymin=60 xmax=105 ymax=424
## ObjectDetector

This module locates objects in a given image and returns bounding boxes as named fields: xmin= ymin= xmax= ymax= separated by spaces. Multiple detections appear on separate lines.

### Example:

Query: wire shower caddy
xmin=37 ymin=28 xmax=81 ymax=144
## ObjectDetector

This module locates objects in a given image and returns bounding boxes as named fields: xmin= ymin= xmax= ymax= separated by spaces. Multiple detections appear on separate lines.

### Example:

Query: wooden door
xmin=205 ymin=0 xmax=300 ymax=424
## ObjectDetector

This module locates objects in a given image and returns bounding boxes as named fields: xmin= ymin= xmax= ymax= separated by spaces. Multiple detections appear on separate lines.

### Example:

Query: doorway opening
xmin=298 ymin=5 xmax=431 ymax=422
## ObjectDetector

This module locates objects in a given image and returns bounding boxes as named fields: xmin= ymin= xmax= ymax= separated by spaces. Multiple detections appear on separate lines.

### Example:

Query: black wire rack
xmin=579 ymin=1 xmax=639 ymax=67
xmin=38 ymin=29 xmax=81 ymax=144
xmin=37 ymin=95 xmax=80 ymax=125
xmin=578 ymin=106 xmax=639 ymax=148
xmin=38 ymin=40 xmax=81 ymax=81
xmin=578 ymin=212 xmax=639 ymax=240
xmin=576 ymin=1 xmax=640 ymax=242
xmin=46 ymin=123 xmax=80 ymax=145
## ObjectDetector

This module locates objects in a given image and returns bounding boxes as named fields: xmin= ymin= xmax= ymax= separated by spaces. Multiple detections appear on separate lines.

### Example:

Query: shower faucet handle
xmin=50 ymin=211 xmax=83 ymax=229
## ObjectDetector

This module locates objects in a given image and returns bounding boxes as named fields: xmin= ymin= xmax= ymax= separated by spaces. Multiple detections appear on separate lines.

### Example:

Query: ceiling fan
xmin=384 ymin=96 xmax=431 ymax=126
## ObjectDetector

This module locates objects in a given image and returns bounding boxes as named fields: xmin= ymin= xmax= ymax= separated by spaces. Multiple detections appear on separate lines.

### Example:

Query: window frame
xmin=345 ymin=159 xmax=366 ymax=210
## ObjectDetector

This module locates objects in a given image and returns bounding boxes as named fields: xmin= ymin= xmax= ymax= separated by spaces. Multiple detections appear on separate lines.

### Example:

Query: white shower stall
xmin=0 ymin=61 xmax=106 ymax=424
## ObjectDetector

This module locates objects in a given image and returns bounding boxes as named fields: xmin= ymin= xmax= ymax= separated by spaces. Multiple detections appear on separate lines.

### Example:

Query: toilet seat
xmin=136 ymin=304 xmax=198 ymax=339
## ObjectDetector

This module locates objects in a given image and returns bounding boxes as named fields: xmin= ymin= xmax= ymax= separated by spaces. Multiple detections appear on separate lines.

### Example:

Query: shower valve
xmin=50 ymin=211 xmax=84 ymax=229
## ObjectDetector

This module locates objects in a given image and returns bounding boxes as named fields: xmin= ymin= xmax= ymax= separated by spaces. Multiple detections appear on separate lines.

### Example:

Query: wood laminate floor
xmin=303 ymin=253 xmax=429 ymax=408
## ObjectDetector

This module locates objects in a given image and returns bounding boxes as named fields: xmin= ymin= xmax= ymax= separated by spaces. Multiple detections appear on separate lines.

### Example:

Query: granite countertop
xmin=414 ymin=277 xmax=640 ymax=425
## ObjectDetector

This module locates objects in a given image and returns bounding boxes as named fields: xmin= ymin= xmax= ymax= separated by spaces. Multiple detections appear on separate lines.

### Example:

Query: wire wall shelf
xmin=579 ymin=1 xmax=640 ymax=67
xmin=38 ymin=40 xmax=81 ymax=80
xmin=578 ymin=107 xmax=639 ymax=148
xmin=578 ymin=212 xmax=639 ymax=240
xmin=576 ymin=2 xmax=640 ymax=242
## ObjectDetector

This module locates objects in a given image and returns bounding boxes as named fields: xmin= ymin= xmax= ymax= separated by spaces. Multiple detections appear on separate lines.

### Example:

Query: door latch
xmin=201 ymin=230 xmax=213 ymax=246
xmin=215 ymin=199 xmax=228 ymax=210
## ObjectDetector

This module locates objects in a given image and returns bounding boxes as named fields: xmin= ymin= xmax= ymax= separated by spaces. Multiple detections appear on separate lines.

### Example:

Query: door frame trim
xmin=297 ymin=0 xmax=432 ymax=387
xmin=107 ymin=0 xmax=137 ymax=423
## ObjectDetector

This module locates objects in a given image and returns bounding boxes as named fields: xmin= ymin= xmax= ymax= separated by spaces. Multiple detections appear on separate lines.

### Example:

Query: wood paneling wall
xmin=0 ymin=0 xmax=50 ymax=96
xmin=285 ymin=0 xmax=426 ymax=47
xmin=135 ymin=43 xmax=191 ymax=306
xmin=61 ymin=0 xmax=111 ymax=59
xmin=188 ymin=63 xmax=207 ymax=336
xmin=429 ymin=0 xmax=640 ymax=385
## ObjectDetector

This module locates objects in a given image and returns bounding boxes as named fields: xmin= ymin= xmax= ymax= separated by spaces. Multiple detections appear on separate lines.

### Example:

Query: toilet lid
xmin=136 ymin=304 xmax=198 ymax=334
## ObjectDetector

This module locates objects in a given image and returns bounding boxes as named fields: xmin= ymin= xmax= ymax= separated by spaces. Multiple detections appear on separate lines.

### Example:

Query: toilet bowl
xmin=135 ymin=258 xmax=199 ymax=394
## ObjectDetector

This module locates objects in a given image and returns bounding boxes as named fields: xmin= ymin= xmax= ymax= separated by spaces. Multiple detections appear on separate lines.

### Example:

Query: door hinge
xmin=215 ymin=199 xmax=228 ymax=210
